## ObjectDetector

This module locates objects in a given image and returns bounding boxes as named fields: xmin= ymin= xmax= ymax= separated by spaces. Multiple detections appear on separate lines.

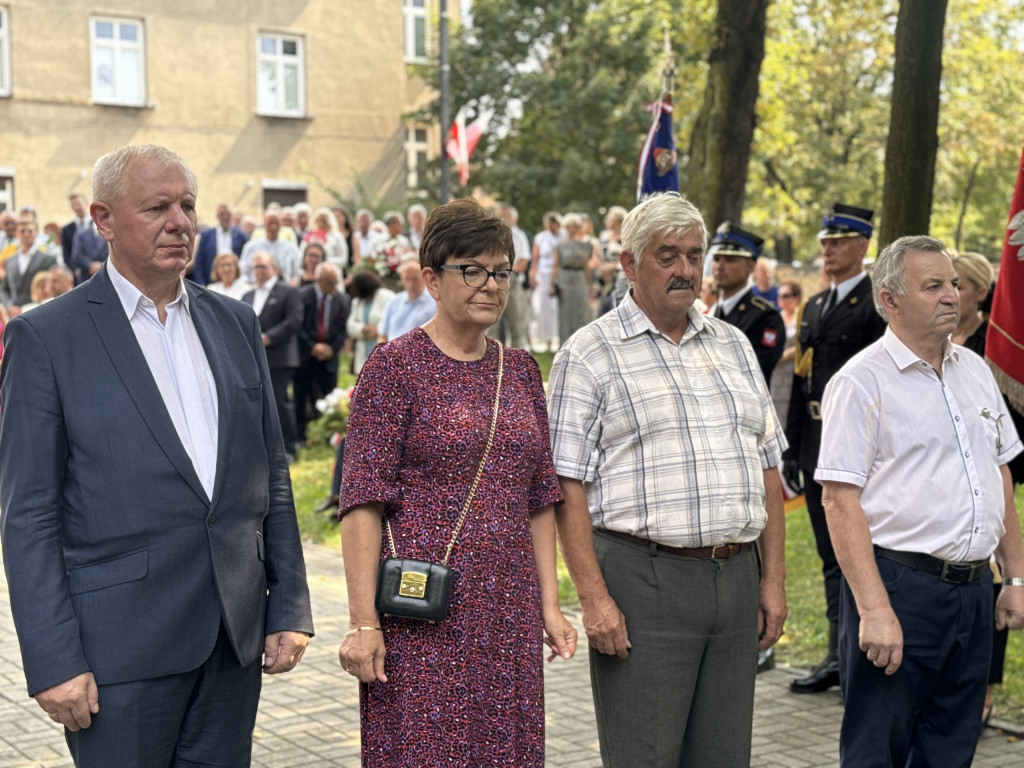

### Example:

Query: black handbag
xmin=374 ymin=343 xmax=504 ymax=623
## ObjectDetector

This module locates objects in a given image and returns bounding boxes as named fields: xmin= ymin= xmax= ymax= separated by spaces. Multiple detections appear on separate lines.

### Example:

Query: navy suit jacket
xmin=193 ymin=226 xmax=248 ymax=285
xmin=0 ymin=265 xmax=313 ymax=696
xmin=297 ymin=285 xmax=350 ymax=374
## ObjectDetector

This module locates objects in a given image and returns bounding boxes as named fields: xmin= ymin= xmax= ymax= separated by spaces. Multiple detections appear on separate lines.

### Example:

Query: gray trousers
xmin=591 ymin=530 xmax=759 ymax=768
xmin=487 ymin=281 xmax=529 ymax=349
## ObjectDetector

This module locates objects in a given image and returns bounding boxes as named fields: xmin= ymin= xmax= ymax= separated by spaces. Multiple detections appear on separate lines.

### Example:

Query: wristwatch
xmin=1002 ymin=577 xmax=1024 ymax=588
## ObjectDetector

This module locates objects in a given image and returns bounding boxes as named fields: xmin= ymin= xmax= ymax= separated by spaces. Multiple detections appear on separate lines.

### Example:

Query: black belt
xmin=596 ymin=529 xmax=752 ymax=559
xmin=874 ymin=547 xmax=988 ymax=585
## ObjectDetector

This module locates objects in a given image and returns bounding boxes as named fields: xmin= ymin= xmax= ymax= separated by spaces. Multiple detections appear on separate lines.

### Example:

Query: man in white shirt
xmin=817 ymin=235 xmax=1024 ymax=767
xmin=240 ymin=208 xmax=301 ymax=285
xmin=1 ymin=217 xmax=58 ymax=311
xmin=0 ymin=144 xmax=312 ymax=767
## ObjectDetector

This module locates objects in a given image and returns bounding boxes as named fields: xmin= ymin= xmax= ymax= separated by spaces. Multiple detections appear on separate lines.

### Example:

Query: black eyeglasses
xmin=439 ymin=264 xmax=511 ymax=289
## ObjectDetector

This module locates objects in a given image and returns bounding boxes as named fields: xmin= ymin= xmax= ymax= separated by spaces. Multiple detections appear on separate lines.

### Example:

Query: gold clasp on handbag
xmin=399 ymin=571 xmax=427 ymax=599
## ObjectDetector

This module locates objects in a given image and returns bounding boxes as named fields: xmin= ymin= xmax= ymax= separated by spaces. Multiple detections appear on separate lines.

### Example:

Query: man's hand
xmin=858 ymin=605 xmax=903 ymax=675
xmin=34 ymin=672 xmax=99 ymax=732
xmin=261 ymin=333 xmax=271 ymax=347
xmin=782 ymin=460 xmax=803 ymax=495
xmin=263 ymin=631 xmax=310 ymax=674
xmin=996 ymin=584 xmax=1024 ymax=631
xmin=580 ymin=593 xmax=631 ymax=658
xmin=311 ymin=342 xmax=334 ymax=361
xmin=757 ymin=580 xmax=787 ymax=650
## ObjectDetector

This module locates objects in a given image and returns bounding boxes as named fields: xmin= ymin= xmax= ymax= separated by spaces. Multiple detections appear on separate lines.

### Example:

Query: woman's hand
xmin=338 ymin=626 xmax=388 ymax=683
xmin=543 ymin=606 xmax=578 ymax=662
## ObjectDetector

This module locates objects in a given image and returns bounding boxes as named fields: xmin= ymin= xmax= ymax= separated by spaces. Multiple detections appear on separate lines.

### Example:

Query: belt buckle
xmin=711 ymin=544 xmax=729 ymax=559
xmin=808 ymin=401 xmax=822 ymax=420
xmin=939 ymin=561 xmax=968 ymax=584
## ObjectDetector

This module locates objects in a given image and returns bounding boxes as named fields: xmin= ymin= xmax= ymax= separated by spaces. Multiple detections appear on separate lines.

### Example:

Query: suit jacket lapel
xmin=85 ymin=267 xmax=209 ymax=504
xmin=187 ymin=284 xmax=234 ymax=509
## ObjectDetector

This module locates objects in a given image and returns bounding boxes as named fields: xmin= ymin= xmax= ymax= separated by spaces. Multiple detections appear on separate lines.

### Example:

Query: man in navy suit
xmin=69 ymin=220 xmax=109 ymax=283
xmin=243 ymin=251 xmax=303 ymax=461
xmin=295 ymin=259 xmax=350 ymax=444
xmin=60 ymin=193 xmax=91 ymax=263
xmin=0 ymin=144 xmax=313 ymax=767
xmin=192 ymin=203 xmax=248 ymax=286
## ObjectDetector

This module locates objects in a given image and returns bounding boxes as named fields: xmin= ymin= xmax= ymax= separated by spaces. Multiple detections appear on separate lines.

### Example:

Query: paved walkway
xmin=3 ymin=542 xmax=1023 ymax=767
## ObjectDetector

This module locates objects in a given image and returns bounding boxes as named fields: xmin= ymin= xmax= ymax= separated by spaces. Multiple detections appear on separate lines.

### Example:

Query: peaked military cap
xmin=708 ymin=221 xmax=764 ymax=259
xmin=818 ymin=202 xmax=874 ymax=240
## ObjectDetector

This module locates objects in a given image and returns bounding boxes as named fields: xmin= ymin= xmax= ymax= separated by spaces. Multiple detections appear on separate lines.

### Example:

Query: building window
xmin=90 ymin=17 xmax=146 ymax=106
xmin=403 ymin=0 xmax=428 ymax=63
xmin=0 ymin=7 xmax=12 ymax=96
xmin=257 ymin=34 xmax=305 ymax=117
xmin=0 ymin=169 xmax=14 ymax=214
xmin=261 ymin=179 xmax=308 ymax=209
xmin=406 ymin=127 xmax=429 ymax=190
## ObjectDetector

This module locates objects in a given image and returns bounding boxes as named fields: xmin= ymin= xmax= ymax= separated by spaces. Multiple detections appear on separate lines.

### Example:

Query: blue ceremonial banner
xmin=636 ymin=99 xmax=679 ymax=202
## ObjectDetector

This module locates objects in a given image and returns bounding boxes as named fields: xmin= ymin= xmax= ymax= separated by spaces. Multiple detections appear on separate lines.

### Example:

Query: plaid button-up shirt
xmin=548 ymin=292 xmax=786 ymax=548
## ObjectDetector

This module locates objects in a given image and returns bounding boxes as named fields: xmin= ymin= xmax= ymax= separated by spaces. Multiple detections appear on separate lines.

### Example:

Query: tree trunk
xmin=879 ymin=0 xmax=948 ymax=250
xmin=683 ymin=0 xmax=769 ymax=231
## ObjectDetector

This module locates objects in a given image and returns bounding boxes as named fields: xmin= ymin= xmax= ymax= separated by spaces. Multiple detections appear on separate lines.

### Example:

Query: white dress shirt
xmin=215 ymin=226 xmax=234 ymax=256
xmin=816 ymin=327 xmax=1022 ymax=562
xmin=251 ymin=275 xmax=277 ymax=317
xmin=107 ymin=259 xmax=220 ymax=498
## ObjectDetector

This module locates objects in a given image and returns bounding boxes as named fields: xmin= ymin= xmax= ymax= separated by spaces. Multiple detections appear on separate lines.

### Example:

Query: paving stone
xmin=3 ymin=542 xmax=1024 ymax=766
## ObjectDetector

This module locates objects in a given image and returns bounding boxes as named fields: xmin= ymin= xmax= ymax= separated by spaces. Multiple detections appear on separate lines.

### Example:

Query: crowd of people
xmin=1 ymin=145 xmax=1023 ymax=768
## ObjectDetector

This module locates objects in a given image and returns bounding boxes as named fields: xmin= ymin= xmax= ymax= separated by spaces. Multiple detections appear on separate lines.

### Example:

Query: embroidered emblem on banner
xmin=654 ymin=147 xmax=677 ymax=177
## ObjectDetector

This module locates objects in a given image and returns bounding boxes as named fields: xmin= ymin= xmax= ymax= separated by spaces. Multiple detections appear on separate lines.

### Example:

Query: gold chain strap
xmin=385 ymin=342 xmax=505 ymax=566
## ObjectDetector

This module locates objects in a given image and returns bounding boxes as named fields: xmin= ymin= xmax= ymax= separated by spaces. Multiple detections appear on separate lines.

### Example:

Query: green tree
xmin=878 ymin=0 xmax=949 ymax=249
xmin=683 ymin=0 xmax=770 ymax=231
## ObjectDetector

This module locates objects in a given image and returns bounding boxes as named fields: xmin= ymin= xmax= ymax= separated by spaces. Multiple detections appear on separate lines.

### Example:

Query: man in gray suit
xmin=0 ymin=144 xmax=314 ymax=767
xmin=1 ymin=216 xmax=58 ymax=311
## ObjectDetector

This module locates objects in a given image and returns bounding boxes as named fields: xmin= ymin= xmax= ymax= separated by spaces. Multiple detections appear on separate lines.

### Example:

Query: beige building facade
xmin=0 ymin=0 xmax=446 ymax=226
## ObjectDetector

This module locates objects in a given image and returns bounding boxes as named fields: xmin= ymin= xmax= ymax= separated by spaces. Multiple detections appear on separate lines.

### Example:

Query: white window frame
xmin=256 ymin=33 xmax=306 ymax=118
xmin=0 ymin=166 xmax=14 ymax=213
xmin=0 ymin=7 xmax=12 ymax=97
xmin=405 ymin=126 xmax=430 ymax=190
xmin=403 ymin=0 xmax=429 ymax=63
xmin=89 ymin=16 xmax=147 ymax=107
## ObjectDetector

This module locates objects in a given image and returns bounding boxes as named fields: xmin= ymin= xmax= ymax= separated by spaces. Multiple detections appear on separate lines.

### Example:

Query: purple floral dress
xmin=339 ymin=329 xmax=563 ymax=767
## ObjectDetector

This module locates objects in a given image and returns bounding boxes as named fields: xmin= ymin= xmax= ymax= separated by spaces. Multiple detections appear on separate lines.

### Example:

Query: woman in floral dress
xmin=338 ymin=198 xmax=577 ymax=767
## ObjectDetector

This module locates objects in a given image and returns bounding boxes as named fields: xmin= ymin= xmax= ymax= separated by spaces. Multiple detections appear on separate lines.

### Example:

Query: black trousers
xmin=838 ymin=556 xmax=992 ymax=767
xmin=269 ymin=367 xmax=297 ymax=454
xmin=805 ymin=477 xmax=842 ymax=622
xmin=293 ymin=362 xmax=337 ymax=442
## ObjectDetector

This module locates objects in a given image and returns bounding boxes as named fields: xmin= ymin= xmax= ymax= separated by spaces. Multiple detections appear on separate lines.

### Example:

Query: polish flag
xmin=445 ymin=108 xmax=490 ymax=186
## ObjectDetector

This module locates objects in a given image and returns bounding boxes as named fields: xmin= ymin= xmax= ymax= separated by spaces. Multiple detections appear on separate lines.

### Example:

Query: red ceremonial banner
xmin=986 ymin=143 xmax=1024 ymax=412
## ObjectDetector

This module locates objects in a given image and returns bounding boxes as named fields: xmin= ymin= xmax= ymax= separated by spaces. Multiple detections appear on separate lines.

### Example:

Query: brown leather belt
xmin=596 ymin=529 xmax=753 ymax=559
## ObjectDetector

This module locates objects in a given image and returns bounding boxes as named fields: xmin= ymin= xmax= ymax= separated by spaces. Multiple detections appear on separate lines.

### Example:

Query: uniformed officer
xmin=784 ymin=203 xmax=888 ymax=693
xmin=710 ymin=223 xmax=785 ymax=385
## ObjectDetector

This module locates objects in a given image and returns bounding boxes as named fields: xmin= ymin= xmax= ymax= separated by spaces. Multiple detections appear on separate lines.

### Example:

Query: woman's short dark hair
xmin=348 ymin=270 xmax=382 ymax=299
xmin=418 ymin=198 xmax=514 ymax=272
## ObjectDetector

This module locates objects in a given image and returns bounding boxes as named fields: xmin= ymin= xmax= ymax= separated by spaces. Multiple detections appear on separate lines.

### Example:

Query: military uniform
xmin=786 ymin=203 xmax=887 ymax=694
xmin=719 ymin=288 xmax=785 ymax=385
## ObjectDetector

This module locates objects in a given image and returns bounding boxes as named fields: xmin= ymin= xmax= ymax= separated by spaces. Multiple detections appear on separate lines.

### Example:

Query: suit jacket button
xmin=207 ymin=514 xmax=216 ymax=526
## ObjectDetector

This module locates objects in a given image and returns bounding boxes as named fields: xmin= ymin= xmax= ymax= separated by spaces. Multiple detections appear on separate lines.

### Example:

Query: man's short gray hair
xmin=383 ymin=210 xmax=405 ymax=227
xmin=621 ymin=193 xmax=706 ymax=266
xmin=872 ymin=234 xmax=948 ymax=319
xmin=251 ymin=250 xmax=280 ymax=272
xmin=314 ymin=261 xmax=340 ymax=280
xmin=93 ymin=144 xmax=197 ymax=205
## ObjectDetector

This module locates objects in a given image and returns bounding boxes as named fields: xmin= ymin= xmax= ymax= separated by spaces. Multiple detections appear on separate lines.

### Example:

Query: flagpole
xmin=439 ymin=0 xmax=451 ymax=204
xmin=661 ymin=22 xmax=676 ymax=104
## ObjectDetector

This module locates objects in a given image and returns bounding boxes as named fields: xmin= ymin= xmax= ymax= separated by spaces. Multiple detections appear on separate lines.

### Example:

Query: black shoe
xmin=789 ymin=658 xmax=840 ymax=693
xmin=315 ymin=494 xmax=340 ymax=514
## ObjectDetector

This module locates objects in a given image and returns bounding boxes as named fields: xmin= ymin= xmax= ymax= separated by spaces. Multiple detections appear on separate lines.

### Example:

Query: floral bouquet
xmin=365 ymin=238 xmax=417 ymax=281
xmin=306 ymin=386 xmax=354 ymax=447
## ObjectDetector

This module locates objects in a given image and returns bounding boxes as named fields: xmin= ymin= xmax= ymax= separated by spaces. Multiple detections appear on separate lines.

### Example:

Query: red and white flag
xmin=445 ymin=108 xmax=490 ymax=186
xmin=986 ymin=143 xmax=1024 ymax=412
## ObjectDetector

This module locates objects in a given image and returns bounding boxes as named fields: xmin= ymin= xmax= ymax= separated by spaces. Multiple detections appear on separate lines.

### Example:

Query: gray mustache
xmin=667 ymin=279 xmax=696 ymax=292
